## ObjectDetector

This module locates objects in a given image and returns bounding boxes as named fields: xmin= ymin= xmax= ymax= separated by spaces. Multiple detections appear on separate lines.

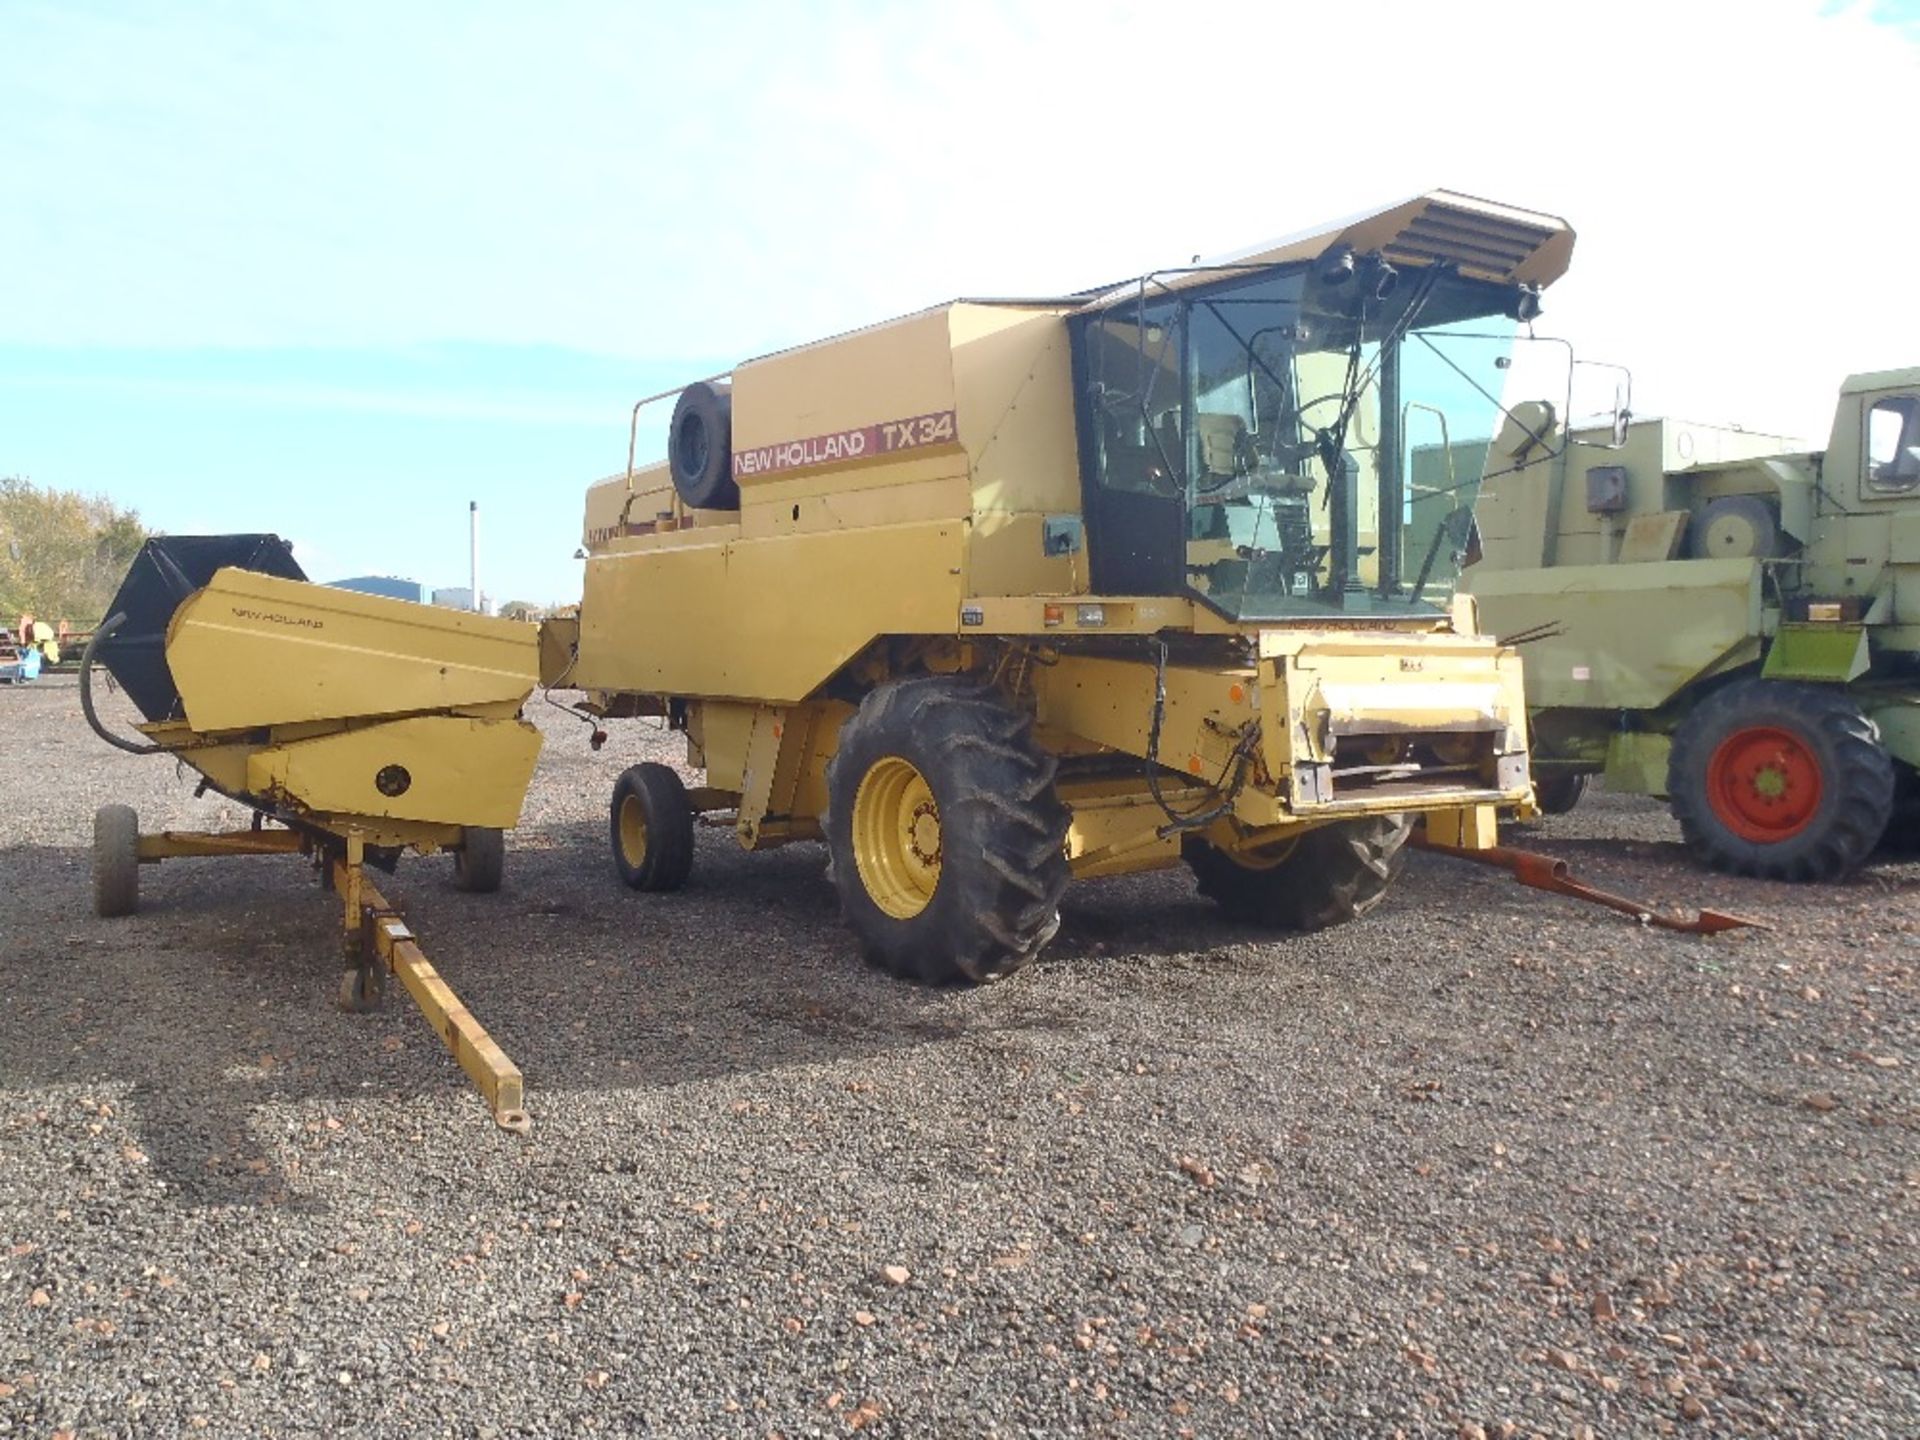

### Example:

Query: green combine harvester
xmin=1458 ymin=366 xmax=1920 ymax=880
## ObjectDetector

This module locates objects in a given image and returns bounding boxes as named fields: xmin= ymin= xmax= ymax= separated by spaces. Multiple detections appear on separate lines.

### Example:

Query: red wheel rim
xmin=1706 ymin=725 xmax=1823 ymax=843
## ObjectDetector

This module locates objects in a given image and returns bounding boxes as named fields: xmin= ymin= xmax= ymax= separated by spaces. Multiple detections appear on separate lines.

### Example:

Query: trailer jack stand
xmin=1411 ymin=832 xmax=1768 ymax=935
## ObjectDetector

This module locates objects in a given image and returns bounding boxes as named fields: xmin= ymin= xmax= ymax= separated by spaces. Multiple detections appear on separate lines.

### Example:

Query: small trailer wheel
xmin=453 ymin=826 xmax=506 ymax=893
xmin=93 ymin=804 xmax=140 ymax=918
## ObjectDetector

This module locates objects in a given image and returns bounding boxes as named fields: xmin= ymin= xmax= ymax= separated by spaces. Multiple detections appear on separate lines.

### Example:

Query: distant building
xmin=432 ymin=587 xmax=490 ymax=614
xmin=329 ymin=575 xmax=428 ymax=604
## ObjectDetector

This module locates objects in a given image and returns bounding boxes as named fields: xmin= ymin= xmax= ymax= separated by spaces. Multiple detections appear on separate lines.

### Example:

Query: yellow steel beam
xmin=137 ymin=828 xmax=307 ymax=860
xmin=335 ymin=860 xmax=530 ymax=1134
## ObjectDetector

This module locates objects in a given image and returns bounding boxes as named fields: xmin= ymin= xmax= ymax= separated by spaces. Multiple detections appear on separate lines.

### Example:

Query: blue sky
xmin=4 ymin=1 xmax=1918 ymax=605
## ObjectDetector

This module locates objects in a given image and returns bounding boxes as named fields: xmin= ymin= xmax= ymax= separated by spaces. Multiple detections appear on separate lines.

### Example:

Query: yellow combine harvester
xmin=548 ymin=190 xmax=1570 ymax=983
xmin=84 ymin=536 xmax=539 ymax=1129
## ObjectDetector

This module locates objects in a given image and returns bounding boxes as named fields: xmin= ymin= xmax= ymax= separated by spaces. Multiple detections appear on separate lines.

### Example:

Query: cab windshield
xmin=1075 ymin=258 xmax=1526 ymax=620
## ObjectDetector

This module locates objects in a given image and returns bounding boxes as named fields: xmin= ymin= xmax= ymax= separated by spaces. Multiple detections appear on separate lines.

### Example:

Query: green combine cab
xmin=1458 ymin=367 xmax=1920 ymax=880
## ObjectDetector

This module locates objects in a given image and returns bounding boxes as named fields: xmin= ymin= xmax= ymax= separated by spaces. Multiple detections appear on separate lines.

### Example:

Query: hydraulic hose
xmin=79 ymin=613 xmax=163 ymax=755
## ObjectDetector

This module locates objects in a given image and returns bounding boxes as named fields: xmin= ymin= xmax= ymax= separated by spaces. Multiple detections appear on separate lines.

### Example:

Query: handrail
xmin=626 ymin=372 xmax=732 ymax=489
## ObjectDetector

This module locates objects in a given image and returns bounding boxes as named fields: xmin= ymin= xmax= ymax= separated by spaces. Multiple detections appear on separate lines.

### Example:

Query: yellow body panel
xmin=1058 ymin=779 xmax=1186 ymax=879
xmin=167 ymin=569 xmax=538 ymax=731
xmin=245 ymin=715 xmax=541 ymax=830
xmin=732 ymin=308 xmax=960 ymax=465
xmin=574 ymin=519 xmax=966 ymax=704
xmin=1035 ymin=655 xmax=1254 ymax=781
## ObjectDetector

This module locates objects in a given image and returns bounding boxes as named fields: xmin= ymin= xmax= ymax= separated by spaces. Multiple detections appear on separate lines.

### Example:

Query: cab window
xmin=1866 ymin=395 xmax=1920 ymax=493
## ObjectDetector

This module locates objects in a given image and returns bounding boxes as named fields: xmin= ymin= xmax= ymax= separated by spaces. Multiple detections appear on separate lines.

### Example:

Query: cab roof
xmin=1075 ymin=189 xmax=1574 ymax=308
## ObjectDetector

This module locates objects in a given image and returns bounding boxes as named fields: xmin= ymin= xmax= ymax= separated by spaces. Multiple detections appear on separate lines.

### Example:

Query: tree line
xmin=0 ymin=477 xmax=149 ymax=629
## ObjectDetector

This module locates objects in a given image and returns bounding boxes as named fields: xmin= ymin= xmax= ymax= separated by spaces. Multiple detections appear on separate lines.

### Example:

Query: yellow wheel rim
xmin=618 ymin=793 xmax=649 ymax=867
xmin=1226 ymin=836 xmax=1299 ymax=871
xmin=852 ymin=756 xmax=942 ymax=920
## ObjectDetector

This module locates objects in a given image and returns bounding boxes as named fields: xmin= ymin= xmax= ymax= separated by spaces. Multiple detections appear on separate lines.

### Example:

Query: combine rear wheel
xmin=1667 ymin=679 xmax=1891 ymax=880
xmin=453 ymin=826 xmax=505 ymax=893
xmin=1184 ymin=815 xmax=1411 ymax=930
xmin=611 ymin=763 xmax=695 ymax=891
xmin=824 ymin=678 xmax=1070 ymax=985
xmin=93 ymin=804 xmax=140 ymax=918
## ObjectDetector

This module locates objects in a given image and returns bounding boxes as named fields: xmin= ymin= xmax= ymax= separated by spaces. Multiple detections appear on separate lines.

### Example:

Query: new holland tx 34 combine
xmin=552 ymin=190 xmax=1574 ymax=982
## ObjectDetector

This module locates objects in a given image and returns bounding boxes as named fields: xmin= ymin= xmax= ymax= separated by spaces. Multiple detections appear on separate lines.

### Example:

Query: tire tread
xmin=1186 ymin=816 xmax=1411 ymax=931
xmin=1667 ymin=679 xmax=1890 ymax=881
xmin=825 ymin=678 xmax=1070 ymax=985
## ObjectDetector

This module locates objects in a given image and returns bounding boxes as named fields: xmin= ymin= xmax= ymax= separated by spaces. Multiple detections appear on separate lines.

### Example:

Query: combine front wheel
xmin=825 ymin=678 xmax=1070 ymax=985
xmin=610 ymin=763 xmax=695 ymax=891
xmin=1667 ymin=679 xmax=1891 ymax=881
xmin=1184 ymin=816 xmax=1411 ymax=931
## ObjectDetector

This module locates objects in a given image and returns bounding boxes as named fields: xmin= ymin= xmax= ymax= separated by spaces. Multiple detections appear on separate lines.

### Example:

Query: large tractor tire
xmin=93 ymin=803 xmax=140 ymax=918
xmin=610 ymin=763 xmax=696 ymax=892
xmin=1667 ymin=678 xmax=1892 ymax=881
xmin=668 ymin=381 xmax=738 ymax=510
xmin=824 ymin=677 xmax=1070 ymax=985
xmin=1183 ymin=815 xmax=1411 ymax=931
xmin=453 ymin=826 xmax=505 ymax=893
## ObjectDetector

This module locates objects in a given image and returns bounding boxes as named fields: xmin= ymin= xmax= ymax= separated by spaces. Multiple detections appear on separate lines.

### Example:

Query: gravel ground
xmin=1 ymin=676 xmax=1915 ymax=1439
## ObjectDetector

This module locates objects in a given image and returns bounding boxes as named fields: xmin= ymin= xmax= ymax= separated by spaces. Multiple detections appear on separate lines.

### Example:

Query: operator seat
xmin=1194 ymin=412 xmax=1259 ymax=485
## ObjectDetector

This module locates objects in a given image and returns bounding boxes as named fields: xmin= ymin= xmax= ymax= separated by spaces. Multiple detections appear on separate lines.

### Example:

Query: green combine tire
xmin=1533 ymin=772 xmax=1590 ymax=816
xmin=1668 ymin=679 xmax=1892 ymax=881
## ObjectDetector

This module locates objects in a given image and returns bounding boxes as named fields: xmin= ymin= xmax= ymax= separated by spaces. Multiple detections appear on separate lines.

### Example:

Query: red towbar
xmin=1412 ymin=834 xmax=1768 ymax=935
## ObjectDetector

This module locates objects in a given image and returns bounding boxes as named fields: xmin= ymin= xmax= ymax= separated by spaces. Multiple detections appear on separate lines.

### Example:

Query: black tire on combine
xmin=1533 ymin=772 xmax=1590 ymax=816
xmin=1667 ymin=678 xmax=1892 ymax=881
xmin=667 ymin=381 xmax=738 ymax=511
xmin=610 ymin=762 xmax=696 ymax=892
xmin=453 ymin=826 xmax=506 ymax=893
xmin=93 ymin=803 xmax=140 ymax=918
xmin=1183 ymin=815 xmax=1412 ymax=931
xmin=1877 ymin=761 xmax=1920 ymax=854
xmin=824 ymin=677 xmax=1070 ymax=985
